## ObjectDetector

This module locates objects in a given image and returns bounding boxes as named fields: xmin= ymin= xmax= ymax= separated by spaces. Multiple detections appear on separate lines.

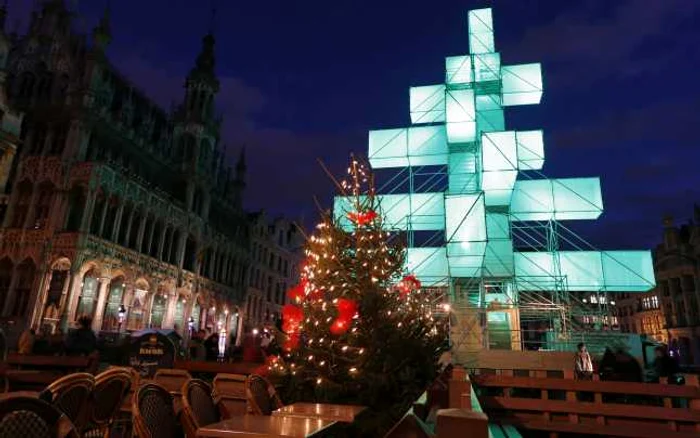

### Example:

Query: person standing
xmin=574 ymin=342 xmax=594 ymax=380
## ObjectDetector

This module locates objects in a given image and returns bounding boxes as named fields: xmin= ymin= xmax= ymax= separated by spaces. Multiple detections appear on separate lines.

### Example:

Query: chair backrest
xmin=212 ymin=373 xmax=246 ymax=398
xmin=0 ymin=395 xmax=80 ymax=438
xmin=90 ymin=367 xmax=132 ymax=427
xmin=153 ymin=369 xmax=191 ymax=394
xmin=181 ymin=379 xmax=220 ymax=433
xmin=133 ymin=383 xmax=178 ymax=438
xmin=41 ymin=372 xmax=95 ymax=432
xmin=245 ymin=374 xmax=283 ymax=415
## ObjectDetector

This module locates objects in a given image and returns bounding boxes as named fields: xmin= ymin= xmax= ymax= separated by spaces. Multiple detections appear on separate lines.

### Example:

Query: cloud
xmin=513 ymin=0 xmax=700 ymax=88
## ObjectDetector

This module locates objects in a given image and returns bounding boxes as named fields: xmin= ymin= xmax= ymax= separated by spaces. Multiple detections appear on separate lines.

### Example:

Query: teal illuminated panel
xmin=476 ymin=94 xmax=504 ymax=133
xmin=368 ymin=125 xmax=448 ymax=169
xmin=486 ymin=213 xmax=510 ymax=239
xmin=502 ymin=63 xmax=543 ymax=106
xmin=514 ymin=251 xmax=655 ymax=292
xmin=448 ymin=151 xmax=479 ymax=194
xmin=406 ymin=247 xmax=449 ymax=286
xmin=410 ymin=85 xmax=446 ymax=124
xmin=473 ymin=53 xmax=501 ymax=82
xmin=446 ymin=89 xmax=476 ymax=143
xmin=334 ymin=193 xmax=445 ymax=231
xmin=482 ymin=131 xmax=517 ymax=171
xmin=510 ymin=178 xmax=603 ymax=221
xmin=484 ymin=240 xmax=515 ymax=277
xmin=516 ymin=130 xmax=545 ymax=170
xmin=601 ymin=251 xmax=656 ymax=292
xmin=468 ymin=8 xmax=495 ymax=54
xmin=482 ymin=170 xmax=516 ymax=206
xmin=446 ymin=56 xmax=473 ymax=85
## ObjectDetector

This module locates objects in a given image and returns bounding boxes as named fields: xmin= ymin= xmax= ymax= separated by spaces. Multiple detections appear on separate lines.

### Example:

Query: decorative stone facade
xmin=244 ymin=212 xmax=304 ymax=329
xmin=616 ymin=210 xmax=700 ymax=366
xmin=0 ymin=2 xmax=249 ymax=341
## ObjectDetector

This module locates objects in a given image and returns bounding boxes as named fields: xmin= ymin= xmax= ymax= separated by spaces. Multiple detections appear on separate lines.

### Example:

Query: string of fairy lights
xmin=267 ymin=159 xmax=446 ymax=385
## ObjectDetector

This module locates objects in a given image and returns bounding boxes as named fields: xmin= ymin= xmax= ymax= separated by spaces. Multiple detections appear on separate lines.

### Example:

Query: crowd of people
xmin=18 ymin=316 xmax=98 ymax=357
xmin=574 ymin=342 xmax=681 ymax=383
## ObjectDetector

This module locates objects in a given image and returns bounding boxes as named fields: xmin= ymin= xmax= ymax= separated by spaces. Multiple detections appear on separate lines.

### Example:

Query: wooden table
xmin=196 ymin=415 xmax=336 ymax=437
xmin=272 ymin=403 xmax=366 ymax=423
xmin=0 ymin=391 xmax=40 ymax=400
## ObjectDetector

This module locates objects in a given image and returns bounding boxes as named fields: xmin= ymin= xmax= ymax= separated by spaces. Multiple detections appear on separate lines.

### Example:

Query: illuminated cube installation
xmin=335 ymin=8 xmax=655 ymax=303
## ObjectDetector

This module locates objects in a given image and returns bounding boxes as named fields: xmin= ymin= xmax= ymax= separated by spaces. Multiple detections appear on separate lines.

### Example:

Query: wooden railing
xmin=472 ymin=372 xmax=700 ymax=438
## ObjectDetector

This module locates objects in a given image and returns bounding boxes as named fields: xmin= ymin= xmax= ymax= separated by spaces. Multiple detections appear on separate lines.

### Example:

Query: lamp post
xmin=117 ymin=305 xmax=126 ymax=333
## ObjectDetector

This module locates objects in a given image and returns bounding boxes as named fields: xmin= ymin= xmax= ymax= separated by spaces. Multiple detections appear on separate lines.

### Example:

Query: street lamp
xmin=117 ymin=305 xmax=126 ymax=332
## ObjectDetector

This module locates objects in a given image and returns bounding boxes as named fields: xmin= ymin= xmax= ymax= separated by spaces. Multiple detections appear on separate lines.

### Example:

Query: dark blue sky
xmin=8 ymin=1 xmax=700 ymax=249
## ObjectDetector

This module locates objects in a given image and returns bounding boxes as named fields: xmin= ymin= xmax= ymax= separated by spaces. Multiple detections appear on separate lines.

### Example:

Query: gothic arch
xmin=11 ymin=258 xmax=37 ymax=317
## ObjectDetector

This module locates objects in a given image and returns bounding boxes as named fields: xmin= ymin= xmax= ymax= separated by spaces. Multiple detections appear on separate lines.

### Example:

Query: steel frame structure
xmin=333 ymin=8 xmax=656 ymax=353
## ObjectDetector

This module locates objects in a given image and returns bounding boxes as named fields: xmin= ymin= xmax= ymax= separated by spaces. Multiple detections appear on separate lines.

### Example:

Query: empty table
xmin=273 ymin=403 xmax=366 ymax=423
xmin=196 ymin=415 xmax=335 ymax=437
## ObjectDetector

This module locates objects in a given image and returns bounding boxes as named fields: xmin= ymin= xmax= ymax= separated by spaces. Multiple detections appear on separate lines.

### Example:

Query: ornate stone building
xmin=245 ymin=212 xmax=304 ymax=329
xmin=616 ymin=210 xmax=700 ymax=367
xmin=0 ymin=1 xmax=249 ymax=340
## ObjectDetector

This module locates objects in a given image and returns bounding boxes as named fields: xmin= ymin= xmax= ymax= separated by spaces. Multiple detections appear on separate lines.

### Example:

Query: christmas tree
xmin=271 ymin=157 xmax=447 ymax=420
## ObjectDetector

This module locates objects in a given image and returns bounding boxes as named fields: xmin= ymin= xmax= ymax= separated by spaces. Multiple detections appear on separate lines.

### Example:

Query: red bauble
xmin=283 ymin=333 xmax=300 ymax=352
xmin=397 ymin=274 xmax=422 ymax=297
xmin=336 ymin=298 xmax=358 ymax=319
xmin=347 ymin=209 xmax=378 ymax=226
xmin=307 ymin=289 xmax=324 ymax=301
xmin=329 ymin=317 xmax=351 ymax=336
xmin=286 ymin=282 xmax=306 ymax=302
xmin=282 ymin=304 xmax=303 ymax=333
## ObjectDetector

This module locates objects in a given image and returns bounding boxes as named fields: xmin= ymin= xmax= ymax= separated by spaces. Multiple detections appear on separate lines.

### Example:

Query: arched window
xmin=150 ymin=293 xmax=167 ymax=329
xmin=101 ymin=276 xmax=125 ymax=331
xmin=126 ymin=282 xmax=149 ymax=330
xmin=75 ymin=268 xmax=99 ymax=320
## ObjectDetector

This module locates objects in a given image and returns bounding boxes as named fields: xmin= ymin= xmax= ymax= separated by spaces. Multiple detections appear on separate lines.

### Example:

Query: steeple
xmin=235 ymin=147 xmax=246 ymax=180
xmin=92 ymin=2 xmax=111 ymax=53
xmin=187 ymin=33 xmax=220 ymax=92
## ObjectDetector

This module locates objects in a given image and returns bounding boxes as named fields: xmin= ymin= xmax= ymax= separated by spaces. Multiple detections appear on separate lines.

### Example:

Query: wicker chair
xmin=180 ymin=379 xmax=221 ymax=437
xmin=82 ymin=367 xmax=132 ymax=437
xmin=212 ymin=373 xmax=247 ymax=417
xmin=40 ymin=372 xmax=95 ymax=433
xmin=244 ymin=374 xmax=283 ymax=415
xmin=133 ymin=383 xmax=182 ymax=438
xmin=153 ymin=369 xmax=191 ymax=395
xmin=0 ymin=395 xmax=80 ymax=438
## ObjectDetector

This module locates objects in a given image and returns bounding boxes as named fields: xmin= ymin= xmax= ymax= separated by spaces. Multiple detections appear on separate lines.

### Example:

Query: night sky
xmin=8 ymin=1 xmax=700 ymax=250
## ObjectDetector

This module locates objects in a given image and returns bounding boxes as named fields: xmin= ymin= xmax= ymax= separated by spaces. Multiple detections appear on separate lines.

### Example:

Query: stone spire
xmin=92 ymin=2 xmax=112 ymax=52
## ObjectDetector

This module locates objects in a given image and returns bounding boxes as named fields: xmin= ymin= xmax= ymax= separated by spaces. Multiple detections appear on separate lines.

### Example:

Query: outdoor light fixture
xmin=188 ymin=316 xmax=195 ymax=332
xmin=441 ymin=303 xmax=451 ymax=312
xmin=252 ymin=328 xmax=259 ymax=335
xmin=117 ymin=305 xmax=126 ymax=332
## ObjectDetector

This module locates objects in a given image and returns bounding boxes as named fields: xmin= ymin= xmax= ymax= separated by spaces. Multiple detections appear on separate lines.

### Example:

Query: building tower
xmin=333 ymin=8 xmax=656 ymax=361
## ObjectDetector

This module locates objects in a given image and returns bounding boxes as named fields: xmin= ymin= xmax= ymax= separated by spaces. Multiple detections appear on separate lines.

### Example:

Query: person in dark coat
xmin=653 ymin=346 xmax=680 ymax=380
xmin=66 ymin=316 xmax=97 ymax=356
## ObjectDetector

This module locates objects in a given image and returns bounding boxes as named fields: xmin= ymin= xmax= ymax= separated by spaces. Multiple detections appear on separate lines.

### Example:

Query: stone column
xmin=97 ymin=195 xmax=110 ymax=237
xmin=1 ymin=266 xmax=20 ymax=316
xmin=176 ymin=231 xmax=187 ymax=269
xmin=28 ymin=268 xmax=54 ymax=328
xmin=91 ymin=279 xmax=110 ymax=331
xmin=110 ymin=202 xmax=126 ymax=242
xmin=123 ymin=208 xmax=135 ymax=247
xmin=58 ymin=270 xmax=79 ymax=332
xmin=40 ymin=125 xmax=54 ymax=156
xmin=22 ymin=183 xmax=39 ymax=229
xmin=79 ymin=188 xmax=97 ymax=233
xmin=157 ymin=226 xmax=167 ymax=261
xmin=136 ymin=215 xmax=147 ymax=252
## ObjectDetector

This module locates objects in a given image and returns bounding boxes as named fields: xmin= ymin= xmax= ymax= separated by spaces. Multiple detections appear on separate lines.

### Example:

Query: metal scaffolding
xmin=333 ymin=8 xmax=656 ymax=357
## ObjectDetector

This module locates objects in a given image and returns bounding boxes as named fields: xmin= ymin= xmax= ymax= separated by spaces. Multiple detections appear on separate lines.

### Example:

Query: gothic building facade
xmin=0 ymin=1 xmax=249 ymax=340
xmin=245 ymin=212 xmax=304 ymax=329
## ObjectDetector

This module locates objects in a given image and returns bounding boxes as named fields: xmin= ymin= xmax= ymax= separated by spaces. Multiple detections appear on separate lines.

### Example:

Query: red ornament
xmin=282 ymin=304 xmax=303 ymax=333
xmin=329 ymin=317 xmax=351 ymax=335
xmin=336 ymin=298 xmax=358 ymax=319
xmin=347 ymin=209 xmax=378 ymax=226
xmin=283 ymin=333 xmax=300 ymax=352
xmin=307 ymin=289 xmax=324 ymax=301
xmin=287 ymin=281 xmax=307 ymax=302
xmin=396 ymin=274 xmax=422 ymax=297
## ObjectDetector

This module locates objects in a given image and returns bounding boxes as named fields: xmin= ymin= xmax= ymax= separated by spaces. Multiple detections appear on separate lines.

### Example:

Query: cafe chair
xmin=0 ymin=395 xmax=80 ymax=438
xmin=153 ymin=369 xmax=191 ymax=395
xmin=180 ymin=379 xmax=221 ymax=437
xmin=133 ymin=383 xmax=182 ymax=438
xmin=244 ymin=374 xmax=283 ymax=415
xmin=212 ymin=374 xmax=247 ymax=417
xmin=83 ymin=367 xmax=133 ymax=438
xmin=40 ymin=372 xmax=95 ymax=434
